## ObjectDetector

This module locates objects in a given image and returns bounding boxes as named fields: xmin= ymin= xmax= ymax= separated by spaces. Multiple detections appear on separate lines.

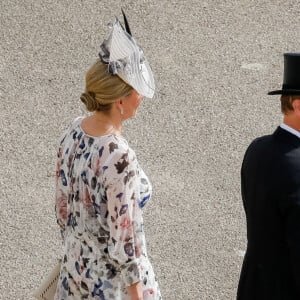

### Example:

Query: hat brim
xmin=268 ymin=89 xmax=300 ymax=95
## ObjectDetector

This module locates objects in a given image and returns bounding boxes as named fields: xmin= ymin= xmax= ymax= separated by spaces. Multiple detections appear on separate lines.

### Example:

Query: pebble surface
xmin=1 ymin=1 xmax=299 ymax=299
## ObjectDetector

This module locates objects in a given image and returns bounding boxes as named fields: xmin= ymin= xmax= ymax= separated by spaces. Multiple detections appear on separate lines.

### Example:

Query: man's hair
xmin=281 ymin=95 xmax=300 ymax=114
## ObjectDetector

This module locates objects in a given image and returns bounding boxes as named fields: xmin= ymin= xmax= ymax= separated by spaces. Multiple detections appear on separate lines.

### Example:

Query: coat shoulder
xmin=245 ymin=134 xmax=274 ymax=155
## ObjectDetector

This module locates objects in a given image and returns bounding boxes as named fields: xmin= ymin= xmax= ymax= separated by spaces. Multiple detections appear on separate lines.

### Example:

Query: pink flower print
xmin=120 ymin=217 xmax=131 ymax=229
xmin=55 ymin=159 xmax=60 ymax=180
xmin=56 ymin=161 xmax=60 ymax=173
xmin=144 ymin=289 xmax=155 ymax=296
xmin=134 ymin=244 xmax=141 ymax=258
xmin=83 ymin=188 xmax=93 ymax=208
xmin=94 ymin=158 xmax=102 ymax=176
xmin=56 ymin=190 xmax=67 ymax=221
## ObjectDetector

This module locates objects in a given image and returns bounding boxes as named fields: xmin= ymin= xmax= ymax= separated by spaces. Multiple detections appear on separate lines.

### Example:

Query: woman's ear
xmin=115 ymin=99 xmax=124 ymax=115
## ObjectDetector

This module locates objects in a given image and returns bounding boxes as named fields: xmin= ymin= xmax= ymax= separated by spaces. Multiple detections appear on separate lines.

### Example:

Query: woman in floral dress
xmin=54 ymin=13 xmax=161 ymax=300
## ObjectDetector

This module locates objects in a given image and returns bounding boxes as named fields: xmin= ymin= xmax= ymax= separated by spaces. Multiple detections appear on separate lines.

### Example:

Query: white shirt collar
xmin=280 ymin=123 xmax=300 ymax=139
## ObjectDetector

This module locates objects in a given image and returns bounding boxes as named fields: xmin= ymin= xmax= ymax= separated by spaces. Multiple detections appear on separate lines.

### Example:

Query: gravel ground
xmin=1 ymin=0 xmax=299 ymax=299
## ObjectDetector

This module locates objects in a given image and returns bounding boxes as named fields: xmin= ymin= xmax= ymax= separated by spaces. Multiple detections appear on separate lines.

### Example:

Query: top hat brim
xmin=268 ymin=89 xmax=300 ymax=95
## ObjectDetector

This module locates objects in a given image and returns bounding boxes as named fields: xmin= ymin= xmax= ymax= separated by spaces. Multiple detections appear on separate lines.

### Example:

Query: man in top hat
xmin=237 ymin=53 xmax=300 ymax=300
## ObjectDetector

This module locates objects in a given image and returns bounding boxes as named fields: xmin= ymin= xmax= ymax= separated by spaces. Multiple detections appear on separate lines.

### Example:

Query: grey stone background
xmin=1 ymin=0 xmax=299 ymax=299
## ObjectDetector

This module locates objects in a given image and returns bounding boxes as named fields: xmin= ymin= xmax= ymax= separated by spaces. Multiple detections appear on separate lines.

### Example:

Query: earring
xmin=120 ymin=107 xmax=124 ymax=115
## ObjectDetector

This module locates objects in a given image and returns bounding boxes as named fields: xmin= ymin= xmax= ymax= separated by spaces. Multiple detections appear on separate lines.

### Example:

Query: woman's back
xmin=54 ymin=117 xmax=160 ymax=299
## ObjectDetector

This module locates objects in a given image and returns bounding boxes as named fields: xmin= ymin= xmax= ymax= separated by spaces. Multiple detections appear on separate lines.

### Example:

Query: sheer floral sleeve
xmin=102 ymin=147 xmax=143 ymax=286
xmin=55 ymin=134 xmax=68 ymax=239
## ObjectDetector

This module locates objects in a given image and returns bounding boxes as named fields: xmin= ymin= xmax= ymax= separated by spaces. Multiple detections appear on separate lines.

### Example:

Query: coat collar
xmin=273 ymin=126 xmax=300 ymax=148
xmin=280 ymin=123 xmax=300 ymax=139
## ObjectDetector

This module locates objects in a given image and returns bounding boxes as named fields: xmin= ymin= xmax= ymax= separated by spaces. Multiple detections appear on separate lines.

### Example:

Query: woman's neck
xmin=80 ymin=111 xmax=123 ymax=137
xmin=93 ymin=111 xmax=123 ymax=135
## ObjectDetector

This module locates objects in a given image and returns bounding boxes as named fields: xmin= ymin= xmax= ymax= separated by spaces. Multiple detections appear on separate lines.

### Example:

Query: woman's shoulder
xmin=100 ymin=136 xmax=138 ymax=173
xmin=102 ymin=136 xmax=136 ymax=160
xmin=58 ymin=116 xmax=84 ymax=142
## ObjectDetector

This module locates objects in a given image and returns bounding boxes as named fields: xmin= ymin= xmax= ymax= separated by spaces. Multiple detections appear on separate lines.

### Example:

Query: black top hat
xmin=268 ymin=53 xmax=300 ymax=95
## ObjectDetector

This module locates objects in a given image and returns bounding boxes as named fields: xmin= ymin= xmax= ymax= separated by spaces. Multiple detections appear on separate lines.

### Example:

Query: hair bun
xmin=80 ymin=91 xmax=99 ymax=111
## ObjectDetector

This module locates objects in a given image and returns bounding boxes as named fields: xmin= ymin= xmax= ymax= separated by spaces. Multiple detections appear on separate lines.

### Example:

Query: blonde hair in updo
xmin=80 ymin=59 xmax=133 ymax=113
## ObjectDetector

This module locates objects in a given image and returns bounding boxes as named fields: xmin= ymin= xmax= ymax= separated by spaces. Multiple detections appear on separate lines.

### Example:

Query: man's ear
xmin=292 ymin=98 xmax=300 ymax=115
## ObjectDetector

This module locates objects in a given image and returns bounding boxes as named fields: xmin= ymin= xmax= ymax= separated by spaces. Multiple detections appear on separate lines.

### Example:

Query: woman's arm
xmin=103 ymin=147 xmax=144 ymax=289
xmin=127 ymin=281 xmax=143 ymax=300
xmin=55 ymin=141 xmax=68 ymax=239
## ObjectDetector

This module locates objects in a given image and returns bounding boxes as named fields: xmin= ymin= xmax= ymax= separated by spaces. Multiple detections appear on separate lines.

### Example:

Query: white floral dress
xmin=54 ymin=117 xmax=162 ymax=300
